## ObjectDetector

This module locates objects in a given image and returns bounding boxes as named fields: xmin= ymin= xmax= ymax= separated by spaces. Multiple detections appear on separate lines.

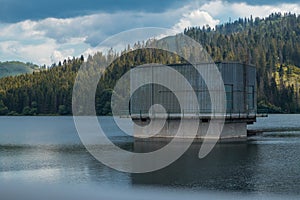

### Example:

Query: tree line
xmin=0 ymin=13 xmax=300 ymax=115
xmin=184 ymin=12 xmax=300 ymax=113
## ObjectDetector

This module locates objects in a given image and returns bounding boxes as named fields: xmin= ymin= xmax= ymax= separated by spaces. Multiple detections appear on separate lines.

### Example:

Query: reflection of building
xmin=131 ymin=142 xmax=258 ymax=189
xmin=130 ymin=62 xmax=258 ymax=140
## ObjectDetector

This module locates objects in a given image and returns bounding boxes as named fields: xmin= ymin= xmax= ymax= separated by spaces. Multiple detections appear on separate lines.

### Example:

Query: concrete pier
xmin=133 ymin=118 xmax=253 ymax=141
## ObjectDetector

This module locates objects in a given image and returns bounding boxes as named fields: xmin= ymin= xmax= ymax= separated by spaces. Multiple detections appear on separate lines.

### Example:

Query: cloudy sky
xmin=0 ymin=0 xmax=299 ymax=65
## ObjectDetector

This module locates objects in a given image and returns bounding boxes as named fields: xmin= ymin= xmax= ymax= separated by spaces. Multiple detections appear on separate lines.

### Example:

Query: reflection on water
xmin=0 ymin=140 xmax=299 ymax=195
xmin=0 ymin=144 xmax=132 ymax=186
xmin=248 ymin=114 xmax=300 ymax=131
xmin=133 ymin=140 xmax=300 ymax=195
xmin=132 ymin=142 xmax=258 ymax=190
xmin=0 ymin=115 xmax=300 ymax=196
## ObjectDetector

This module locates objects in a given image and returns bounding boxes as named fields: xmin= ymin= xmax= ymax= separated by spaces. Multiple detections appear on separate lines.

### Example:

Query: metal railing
xmin=117 ymin=109 xmax=268 ymax=119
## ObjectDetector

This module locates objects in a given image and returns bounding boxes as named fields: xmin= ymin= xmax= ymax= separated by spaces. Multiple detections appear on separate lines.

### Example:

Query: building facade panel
xmin=130 ymin=62 xmax=256 ymax=116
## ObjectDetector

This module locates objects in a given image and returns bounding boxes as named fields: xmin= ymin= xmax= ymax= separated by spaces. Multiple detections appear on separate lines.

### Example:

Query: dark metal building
xmin=130 ymin=62 xmax=256 ymax=116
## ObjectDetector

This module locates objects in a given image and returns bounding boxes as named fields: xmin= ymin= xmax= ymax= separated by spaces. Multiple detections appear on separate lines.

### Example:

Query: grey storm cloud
xmin=0 ymin=0 xmax=190 ymax=23
xmin=0 ymin=0 xmax=297 ymax=23
xmin=32 ymin=11 xmax=183 ymax=47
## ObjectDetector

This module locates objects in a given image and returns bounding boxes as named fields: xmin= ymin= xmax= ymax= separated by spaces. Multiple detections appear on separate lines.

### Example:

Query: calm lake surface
xmin=0 ymin=114 xmax=299 ymax=199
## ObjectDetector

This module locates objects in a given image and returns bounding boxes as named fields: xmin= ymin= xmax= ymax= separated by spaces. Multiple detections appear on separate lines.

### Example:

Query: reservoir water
xmin=0 ymin=115 xmax=299 ymax=199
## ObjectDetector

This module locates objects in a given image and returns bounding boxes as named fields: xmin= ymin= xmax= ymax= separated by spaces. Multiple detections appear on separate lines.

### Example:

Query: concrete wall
xmin=133 ymin=119 xmax=247 ymax=141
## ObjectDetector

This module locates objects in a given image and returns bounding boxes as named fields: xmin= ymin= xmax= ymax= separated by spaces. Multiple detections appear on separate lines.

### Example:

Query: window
xmin=247 ymin=86 xmax=254 ymax=110
xmin=225 ymin=84 xmax=233 ymax=112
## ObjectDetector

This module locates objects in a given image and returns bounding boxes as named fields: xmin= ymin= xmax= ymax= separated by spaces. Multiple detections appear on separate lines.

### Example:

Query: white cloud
xmin=50 ymin=49 xmax=74 ymax=64
xmin=0 ymin=1 xmax=300 ymax=65
xmin=0 ymin=10 xmax=186 ymax=65
xmin=199 ymin=0 xmax=300 ymax=23
xmin=33 ymin=12 xmax=183 ymax=47
xmin=173 ymin=10 xmax=220 ymax=31
xmin=0 ymin=20 xmax=42 ymax=41
xmin=0 ymin=39 xmax=56 ymax=64
xmin=230 ymin=2 xmax=300 ymax=19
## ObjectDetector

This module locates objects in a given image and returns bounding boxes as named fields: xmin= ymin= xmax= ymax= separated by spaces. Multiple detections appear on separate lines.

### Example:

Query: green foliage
xmin=7 ymin=111 xmax=19 ymax=116
xmin=0 ymin=100 xmax=8 ymax=115
xmin=0 ymin=61 xmax=40 ymax=78
xmin=58 ymin=105 xmax=68 ymax=115
xmin=0 ymin=13 xmax=300 ymax=114
xmin=184 ymin=12 xmax=300 ymax=113
xmin=96 ymin=89 xmax=113 ymax=115
xmin=0 ymin=57 xmax=83 ymax=115
xmin=22 ymin=106 xmax=32 ymax=115
xmin=258 ymin=100 xmax=282 ymax=113
xmin=21 ymin=102 xmax=38 ymax=115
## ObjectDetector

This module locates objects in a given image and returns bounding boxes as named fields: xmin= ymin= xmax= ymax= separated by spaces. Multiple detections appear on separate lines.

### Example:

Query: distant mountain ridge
xmin=0 ymin=61 xmax=39 ymax=78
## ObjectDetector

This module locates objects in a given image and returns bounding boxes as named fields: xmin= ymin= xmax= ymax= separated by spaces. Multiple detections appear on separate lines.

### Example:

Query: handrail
xmin=117 ymin=109 xmax=268 ymax=119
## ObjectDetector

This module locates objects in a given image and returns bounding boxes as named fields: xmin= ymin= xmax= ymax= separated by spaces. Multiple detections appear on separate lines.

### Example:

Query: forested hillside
xmin=0 ymin=57 xmax=82 ymax=115
xmin=0 ymin=50 xmax=177 ymax=115
xmin=0 ymin=61 xmax=39 ymax=78
xmin=184 ymin=13 xmax=300 ymax=113
xmin=0 ymin=13 xmax=300 ymax=115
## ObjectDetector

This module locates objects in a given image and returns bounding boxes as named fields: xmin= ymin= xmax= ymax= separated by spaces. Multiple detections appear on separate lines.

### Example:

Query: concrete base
xmin=133 ymin=119 xmax=248 ymax=141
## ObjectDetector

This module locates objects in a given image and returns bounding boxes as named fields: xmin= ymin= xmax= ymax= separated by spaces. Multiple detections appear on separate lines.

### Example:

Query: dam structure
xmin=129 ymin=62 xmax=258 ymax=140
